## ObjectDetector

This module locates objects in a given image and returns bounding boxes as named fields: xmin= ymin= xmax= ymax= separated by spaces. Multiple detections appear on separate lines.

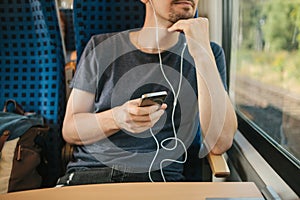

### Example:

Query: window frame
xmin=237 ymin=111 xmax=300 ymax=196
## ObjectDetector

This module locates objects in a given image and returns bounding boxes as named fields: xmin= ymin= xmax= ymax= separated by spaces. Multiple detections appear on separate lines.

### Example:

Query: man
xmin=58 ymin=0 xmax=237 ymax=185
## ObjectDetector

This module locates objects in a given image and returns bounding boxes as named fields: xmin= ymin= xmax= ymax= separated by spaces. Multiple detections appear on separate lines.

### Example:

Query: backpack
xmin=0 ymin=99 xmax=49 ymax=193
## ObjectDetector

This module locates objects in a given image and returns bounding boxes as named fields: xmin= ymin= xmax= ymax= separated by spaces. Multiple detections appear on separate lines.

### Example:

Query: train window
xmin=230 ymin=0 xmax=300 ymax=163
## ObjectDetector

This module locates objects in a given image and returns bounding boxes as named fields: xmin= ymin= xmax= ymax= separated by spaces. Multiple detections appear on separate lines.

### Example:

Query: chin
xmin=169 ymin=13 xmax=194 ymax=23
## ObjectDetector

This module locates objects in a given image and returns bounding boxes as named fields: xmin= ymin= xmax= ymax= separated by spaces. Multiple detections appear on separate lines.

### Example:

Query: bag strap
xmin=0 ymin=100 xmax=17 ymax=154
xmin=0 ymin=130 xmax=10 ymax=153
xmin=3 ymin=99 xmax=25 ymax=115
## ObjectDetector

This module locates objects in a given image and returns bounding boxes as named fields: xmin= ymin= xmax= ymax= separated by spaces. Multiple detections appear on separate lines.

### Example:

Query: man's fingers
xmin=128 ymin=102 xmax=160 ymax=116
xmin=130 ymin=114 xmax=152 ymax=122
xmin=168 ymin=18 xmax=209 ymax=34
xmin=128 ymin=98 xmax=160 ymax=114
xmin=168 ymin=20 xmax=188 ymax=32
xmin=149 ymin=109 xmax=165 ymax=124
xmin=130 ymin=105 xmax=166 ymax=122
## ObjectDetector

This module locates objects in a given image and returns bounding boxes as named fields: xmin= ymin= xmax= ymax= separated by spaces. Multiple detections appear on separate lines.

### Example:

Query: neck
xmin=129 ymin=0 xmax=179 ymax=53
xmin=130 ymin=27 xmax=179 ymax=54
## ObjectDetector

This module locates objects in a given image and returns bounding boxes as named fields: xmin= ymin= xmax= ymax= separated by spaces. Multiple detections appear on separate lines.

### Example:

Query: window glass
xmin=230 ymin=0 xmax=300 ymax=161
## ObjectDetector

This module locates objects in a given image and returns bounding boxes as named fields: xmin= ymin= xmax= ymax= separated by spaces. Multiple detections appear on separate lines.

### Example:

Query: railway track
xmin=234 ymin=75 xmax=300 ymax=160
xmin=235 ymin=75 xmax=300 ymax=120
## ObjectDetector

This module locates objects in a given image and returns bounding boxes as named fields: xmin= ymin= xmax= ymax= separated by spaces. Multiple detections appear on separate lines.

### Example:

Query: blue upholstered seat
xmin=0 ymin=0 xmax=66 ymax=187
xmin=73 ymin=0 xmax=145 ymax=62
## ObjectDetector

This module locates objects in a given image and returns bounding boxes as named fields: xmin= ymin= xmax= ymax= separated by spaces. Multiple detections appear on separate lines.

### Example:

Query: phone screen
xmin=139 ymin=91 xmax=167 ymax=107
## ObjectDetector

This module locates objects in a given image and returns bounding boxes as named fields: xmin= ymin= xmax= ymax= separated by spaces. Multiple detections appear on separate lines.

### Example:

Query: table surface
xmin=0 ymin=182 xmax=264 ymax=200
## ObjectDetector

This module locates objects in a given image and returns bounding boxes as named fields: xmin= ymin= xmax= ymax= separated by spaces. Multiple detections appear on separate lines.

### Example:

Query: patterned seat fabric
xmin=73 ymin=0 xmax=145 ymax=61
xmin=0 ymin=0 xmax=66 ymax=187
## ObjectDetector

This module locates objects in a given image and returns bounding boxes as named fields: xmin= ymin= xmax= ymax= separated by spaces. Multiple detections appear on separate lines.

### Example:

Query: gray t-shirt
xmin=69 ymin=30 xmax=227 ymax=181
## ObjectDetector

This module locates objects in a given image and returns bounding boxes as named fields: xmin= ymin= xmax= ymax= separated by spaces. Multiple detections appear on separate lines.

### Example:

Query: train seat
xmin=0 ymin=0 xmax=66 ymax=187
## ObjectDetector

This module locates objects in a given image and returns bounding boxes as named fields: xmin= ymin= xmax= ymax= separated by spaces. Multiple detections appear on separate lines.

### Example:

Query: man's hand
xmin=112 ymin=98 xmax=167 ymax=134
xmin=168 ymin=18 xmax=212 ymax=60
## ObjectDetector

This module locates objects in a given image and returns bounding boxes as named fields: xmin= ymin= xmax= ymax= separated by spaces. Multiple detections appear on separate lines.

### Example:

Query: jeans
xmin=56 ymin=165 xmax=168 ymax=186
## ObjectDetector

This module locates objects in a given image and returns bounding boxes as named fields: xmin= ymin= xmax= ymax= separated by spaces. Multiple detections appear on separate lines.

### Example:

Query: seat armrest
xmin=61 ymin=143 xmax=75 ymax=172
xmin=207 ymin=152 xmax=230 ymax=177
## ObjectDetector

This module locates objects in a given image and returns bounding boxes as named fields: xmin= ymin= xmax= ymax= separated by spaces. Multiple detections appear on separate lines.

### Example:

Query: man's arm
xmin=168 ymin=18 xmax=237 ymax=155
xmin=62 ymin=88 xmax=167 ymax=145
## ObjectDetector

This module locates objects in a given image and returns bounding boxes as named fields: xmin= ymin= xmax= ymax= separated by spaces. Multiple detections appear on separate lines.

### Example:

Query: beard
xmin=168 ymin=0 xmax=195 ymax=23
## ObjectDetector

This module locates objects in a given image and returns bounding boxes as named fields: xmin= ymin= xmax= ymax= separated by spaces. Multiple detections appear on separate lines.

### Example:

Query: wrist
xmin=191 ymin=44 xmax=214 ymax=61
xmin=109 ymin=107 xmax=122 ymax=131
xmin=96 ymin=109 xmax=121 ymax=135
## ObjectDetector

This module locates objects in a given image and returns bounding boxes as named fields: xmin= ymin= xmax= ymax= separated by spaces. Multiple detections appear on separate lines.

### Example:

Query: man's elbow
xmin=211 ymin=119 xmax=237 ymax=154
xmin=62 ymin=125 xmax=83 ymax=145
xmin=211 ymin=136 xmax=233 ymax=155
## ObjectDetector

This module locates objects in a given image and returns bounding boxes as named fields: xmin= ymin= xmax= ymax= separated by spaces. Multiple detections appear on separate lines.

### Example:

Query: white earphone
xmin=147 ymin=0 xmax=188 ymax=182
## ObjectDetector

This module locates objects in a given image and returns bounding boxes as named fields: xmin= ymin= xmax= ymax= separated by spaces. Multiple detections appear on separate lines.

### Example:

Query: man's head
xmin=141 ymin=0 xmax=199 ymax=27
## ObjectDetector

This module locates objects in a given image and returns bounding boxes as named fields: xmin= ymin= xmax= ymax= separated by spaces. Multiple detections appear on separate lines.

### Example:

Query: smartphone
xmin=139 ymin=91 xmax=168 ymax=107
